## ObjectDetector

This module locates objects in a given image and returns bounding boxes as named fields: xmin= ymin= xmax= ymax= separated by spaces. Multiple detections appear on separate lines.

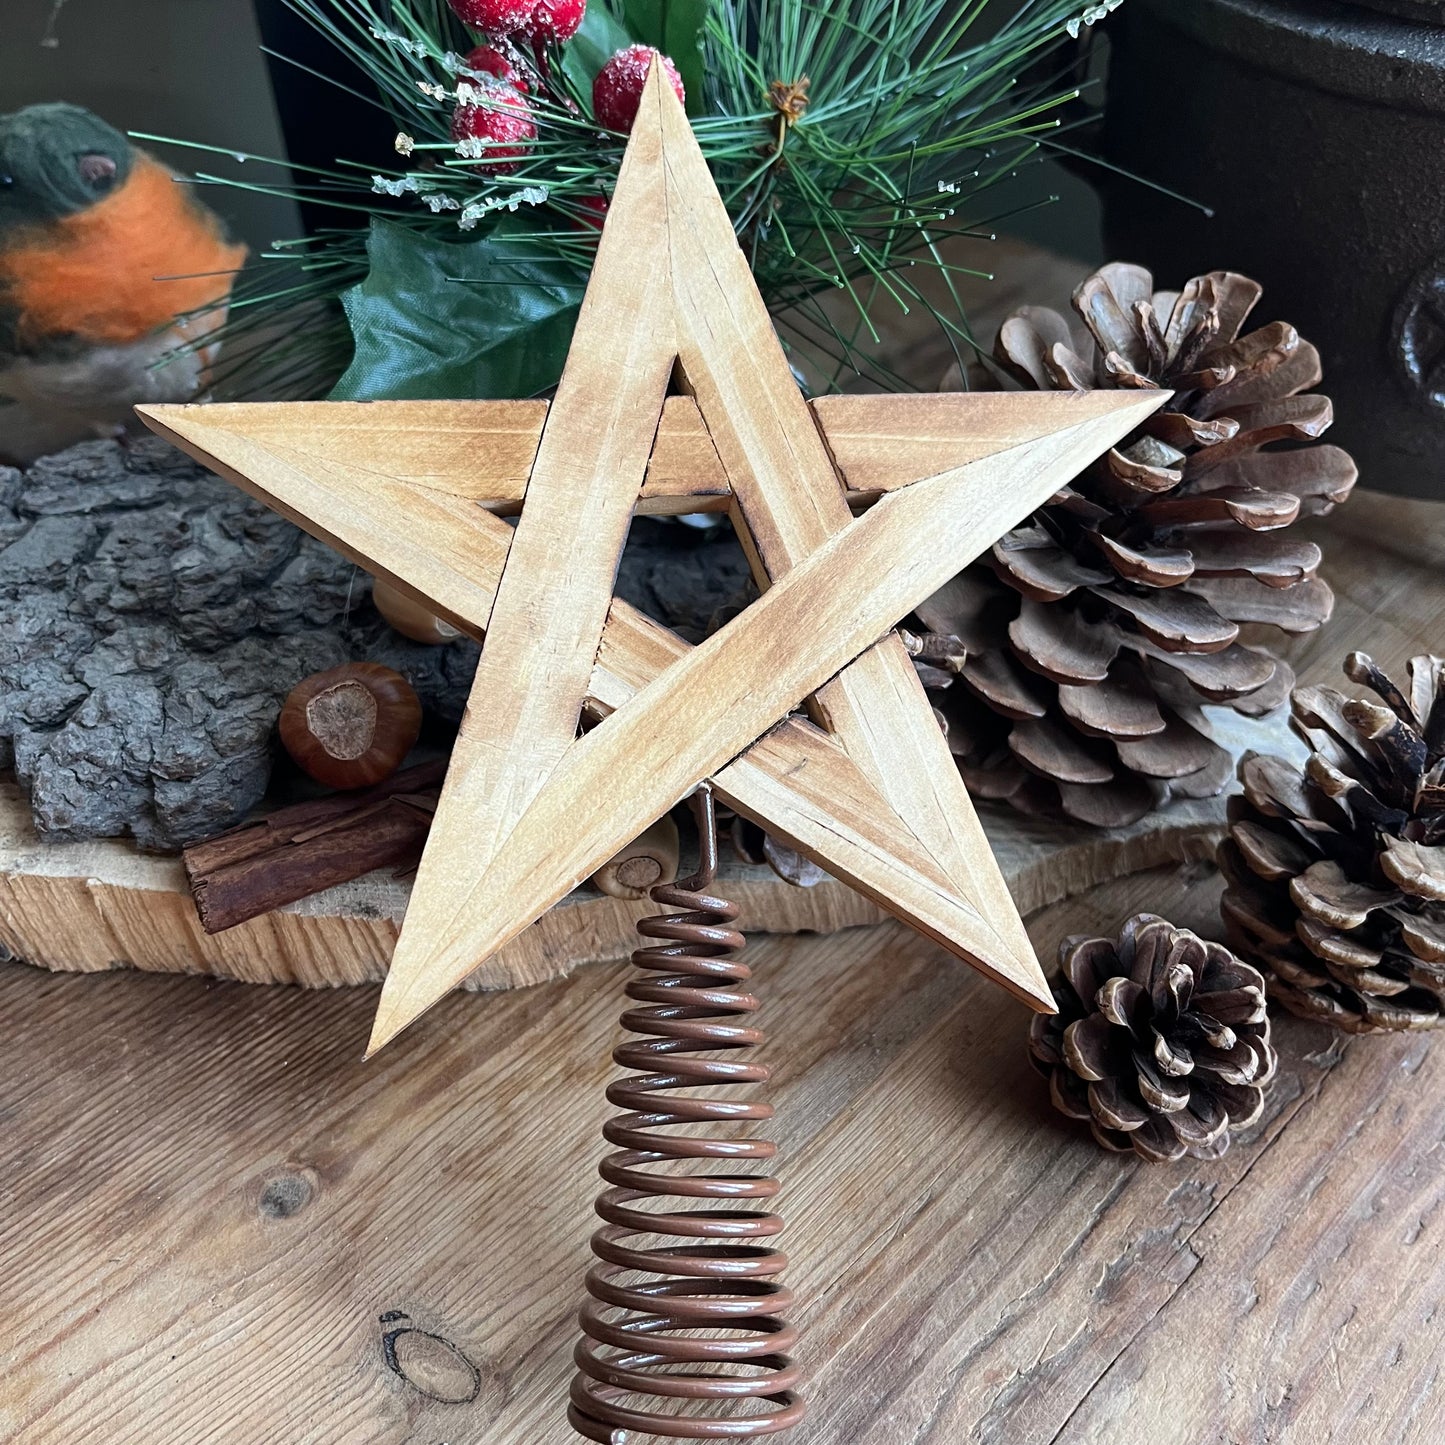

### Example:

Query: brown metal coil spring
xmin=569 ymin=785 xmax=805 ymax=1441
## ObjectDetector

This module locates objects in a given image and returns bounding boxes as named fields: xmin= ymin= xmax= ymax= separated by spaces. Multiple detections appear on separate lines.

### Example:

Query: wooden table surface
xmin=6 ymin=862 xmax=1444 ymax=1444
xmin=6 ymin=251 xmax=1445 ymax=1444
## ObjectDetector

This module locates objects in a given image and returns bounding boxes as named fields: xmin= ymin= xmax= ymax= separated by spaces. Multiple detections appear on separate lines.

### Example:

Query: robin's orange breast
xmin=0 ymin=152 xmax=247 ymax=349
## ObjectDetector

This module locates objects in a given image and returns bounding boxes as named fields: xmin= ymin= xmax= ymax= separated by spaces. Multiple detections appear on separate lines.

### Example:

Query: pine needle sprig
xmin=148 ymin=0 xmax=1121 ymax=398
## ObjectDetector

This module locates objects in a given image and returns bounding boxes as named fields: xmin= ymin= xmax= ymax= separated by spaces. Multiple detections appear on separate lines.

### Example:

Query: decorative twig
xmin=182 ymin=761 xmax=448 ymax=933
xmin=184 ymin=770 xmax=690 ymax=930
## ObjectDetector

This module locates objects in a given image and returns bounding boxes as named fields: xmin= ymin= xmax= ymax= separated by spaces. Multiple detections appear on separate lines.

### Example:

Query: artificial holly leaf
xmin=329 ymin=217 xmax=583 ymax=402
xmin=560 ymin=0 xmax=637 ymax=100
xmin=617 ymin=0 xmax=709 ymax=113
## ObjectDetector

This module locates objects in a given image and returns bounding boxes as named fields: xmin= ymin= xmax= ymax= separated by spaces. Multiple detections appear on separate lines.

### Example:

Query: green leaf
xmin=329 ymin=218 xmax=584 ymax=402
xmin=559 ymin=1 xmax=637 ymax=101
xmin=617 ymin=0 xmax=710 ymax=114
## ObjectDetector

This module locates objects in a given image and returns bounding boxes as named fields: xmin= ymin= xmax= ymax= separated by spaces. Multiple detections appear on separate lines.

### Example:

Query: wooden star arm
xmin=403 ymin=94 xmax=679 ymax=934
xmin=155 ymin=391 xmax=1122 ymax=516
xmin=659 ymin=75 xmax=1038 ymax=982
xmin=138 ymin=402 xmax=1063 ymax=1009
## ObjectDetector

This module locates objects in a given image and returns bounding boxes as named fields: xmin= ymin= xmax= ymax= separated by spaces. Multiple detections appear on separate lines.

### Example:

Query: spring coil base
xmin=569 ymin=789 xmax=804 ymax=1441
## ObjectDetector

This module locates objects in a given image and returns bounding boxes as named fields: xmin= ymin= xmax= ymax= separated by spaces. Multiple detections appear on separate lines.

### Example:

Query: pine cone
xmin=1029 ymin=913 xmax=1276 ymax=1162
xmin=1220 ymin=652 xmax=1445 ymax=1033
xmin=725 ymin=808 xmax=827 ymax=887
xmin=918 ymin=264 xmax=1357 ymax=828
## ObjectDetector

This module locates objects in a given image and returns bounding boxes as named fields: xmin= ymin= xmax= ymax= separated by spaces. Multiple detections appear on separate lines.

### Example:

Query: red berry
xmin=450 ymin=90 xmax=537 ymax=174
xmin=525 ymin=0 xmax=586 ymax=44
xmin=576 ymin=193 xmax=609 ymax=231
xmin=448 ymin=0 xmax=535 ymax=36
xmin=460 ymin=44 xmax=528 ymax=92
xmin=592 ymin=45 xmax=685 ymax=133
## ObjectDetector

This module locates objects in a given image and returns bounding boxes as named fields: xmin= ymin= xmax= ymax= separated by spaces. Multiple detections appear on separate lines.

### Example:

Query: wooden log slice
xmin=0 ymin=705 xmax=1294 ymax=992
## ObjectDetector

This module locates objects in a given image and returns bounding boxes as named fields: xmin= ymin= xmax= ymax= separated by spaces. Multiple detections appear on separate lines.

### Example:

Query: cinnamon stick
xmin=185 ymin=763 xmax=693 ymax=934
xmin=182 ymin=760 xmax=448 ymax=933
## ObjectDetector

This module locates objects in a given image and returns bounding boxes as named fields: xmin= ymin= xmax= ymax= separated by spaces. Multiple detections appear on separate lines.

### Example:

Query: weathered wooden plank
xmin=1288 ymin=487 xmax=1445 ymax=686
xmin=1049 ymin=1017 xmax=1445 ymax=1445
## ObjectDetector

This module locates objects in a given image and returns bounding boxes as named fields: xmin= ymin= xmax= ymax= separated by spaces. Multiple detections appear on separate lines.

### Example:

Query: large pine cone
xmin=1220 ymin=652 xmax=1445 ymax=1033
xmin=1029 ymin=913 xmax=1276 ymax=1162
xmin=919 ymin=264 xmax=1357 ymax=828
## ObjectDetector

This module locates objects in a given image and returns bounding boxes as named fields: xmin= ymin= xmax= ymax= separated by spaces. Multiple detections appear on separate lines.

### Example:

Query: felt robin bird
xmin=0 ymin=103 xmax=247 ymax=465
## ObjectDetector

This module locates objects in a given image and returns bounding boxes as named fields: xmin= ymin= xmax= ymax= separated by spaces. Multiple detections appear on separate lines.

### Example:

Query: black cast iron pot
xmin=1098 ymin=0 xmax=1445 ymax=498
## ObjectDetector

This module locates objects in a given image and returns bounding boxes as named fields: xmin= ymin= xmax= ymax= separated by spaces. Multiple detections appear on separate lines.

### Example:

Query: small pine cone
xmin=1029 ymin=913 xmax=1276 ymax=1162
xmin=1220 ymin=652 xmax=1445 ymax=1033
xmin=917 ymin=264 xmax=1357 ymax=829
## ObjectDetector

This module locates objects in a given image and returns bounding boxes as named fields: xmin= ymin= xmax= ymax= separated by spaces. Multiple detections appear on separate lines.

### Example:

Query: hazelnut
xmin=279 ymin=662 xmax=422 ymax=790
xmin=372 ymin=579 xmax=463 ymax=646
xmin=589 ymin=815 xmax=681 ymax=900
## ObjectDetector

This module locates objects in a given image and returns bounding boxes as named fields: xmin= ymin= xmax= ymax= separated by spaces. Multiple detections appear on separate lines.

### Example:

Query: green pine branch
xmin=146 ymin=0 xmax=1121 ymax=399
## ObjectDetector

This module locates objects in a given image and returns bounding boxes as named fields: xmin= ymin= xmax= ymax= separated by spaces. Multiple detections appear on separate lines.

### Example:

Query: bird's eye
xmin=0 ymin=175 xmax=13 ymax=189
xmin=78 ymin=153 xmax=117 ymax=190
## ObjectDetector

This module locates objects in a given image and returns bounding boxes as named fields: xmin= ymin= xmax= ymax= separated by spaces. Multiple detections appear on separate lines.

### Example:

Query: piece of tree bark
xmin=0 ymin=437 xmax=481 ymax=850
xmin=0 ymin=437 xmax=754 ymax=851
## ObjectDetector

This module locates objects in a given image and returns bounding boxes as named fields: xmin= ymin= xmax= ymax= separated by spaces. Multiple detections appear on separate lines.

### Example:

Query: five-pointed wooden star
xmin=142 ymin=67 xmax=1163 ymax=1055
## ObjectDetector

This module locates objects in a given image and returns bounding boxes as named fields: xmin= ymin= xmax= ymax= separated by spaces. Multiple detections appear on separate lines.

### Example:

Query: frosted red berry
xmin=525 ymin=0 xmax=586 ymax=44
xmin=451 ymin=90 xmax=537 ymax=174
xmin=592 ymin=45 xmax=685 ymax=133
xmin=460 ymin=44 xmax=528 ymax=92
xmin=447 ymin=0 xmax=535 ymax=36
xmin=576 ymin=193 xmax=609 ymax=230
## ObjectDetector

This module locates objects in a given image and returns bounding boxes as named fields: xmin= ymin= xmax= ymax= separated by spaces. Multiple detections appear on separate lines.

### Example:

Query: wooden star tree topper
xmin=142 ymin=67 xmax=1165 ymax=1056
